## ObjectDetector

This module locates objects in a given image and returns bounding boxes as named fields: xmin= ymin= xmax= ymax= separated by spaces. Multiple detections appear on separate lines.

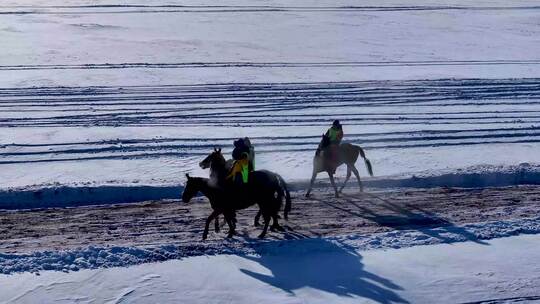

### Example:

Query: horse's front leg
xmin=328 ymin=172 xmax=339 ymax=198
xmin=305 ymin=170 xmax=318 ymax=198
xmin=223 ymin=210 xmax=236 ymax=238
xmin=203 ymin=210 xmax=220 ymax=240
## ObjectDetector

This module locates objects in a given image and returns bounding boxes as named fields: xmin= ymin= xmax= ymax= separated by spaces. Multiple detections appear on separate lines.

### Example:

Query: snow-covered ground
xmin=2 ymin=232 xmax=539 ymax=303
xmin=2 ymin=0 xmax=540 ymax=202
xmin=2 ymin=1 xmax=540 ymax=302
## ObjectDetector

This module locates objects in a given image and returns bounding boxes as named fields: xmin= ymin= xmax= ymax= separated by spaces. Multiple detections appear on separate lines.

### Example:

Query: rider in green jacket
xmin=325 ymin=120 xmax=343 ymax=167
xmin=326 ymin=120 xmax=343 ymax=145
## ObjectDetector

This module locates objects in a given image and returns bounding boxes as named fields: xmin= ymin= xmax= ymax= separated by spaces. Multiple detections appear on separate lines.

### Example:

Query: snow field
xmin=2 ymin=0 xmax=540 ymax=197
xmin=1 ymin=232 xmax=540 ymax=303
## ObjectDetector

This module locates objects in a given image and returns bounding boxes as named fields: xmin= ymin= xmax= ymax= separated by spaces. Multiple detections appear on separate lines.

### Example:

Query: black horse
xmin=199 ymin=148 xmax=292 ymax=224
xmin=182 ymin=170 xmax=286 ymax=239
xmin=305 ymin=134 xmax=374 ymax=198
xmin=182 ymin=174 xmax=235 ymax=239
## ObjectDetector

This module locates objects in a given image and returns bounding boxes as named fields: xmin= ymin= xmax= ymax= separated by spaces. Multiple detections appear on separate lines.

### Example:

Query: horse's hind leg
xmin=225 ymin=214 xmax=236 ymax=238
xmin=214 ymin=215 xmax=220 ymax=233
xmin=340 ymin=166 xmax=352 ymax=193
xmin=254 ymin=209 xmax=262 ymax=227
xmin=328 ymin=172 xmax=339 ymax=198
xmin=258 ymin=213 xmax=271 ymax=239
xmin=350 ymin=165 xmax=363 ymax=192
xmin=270 ymin=213 xmax=285 ymax=232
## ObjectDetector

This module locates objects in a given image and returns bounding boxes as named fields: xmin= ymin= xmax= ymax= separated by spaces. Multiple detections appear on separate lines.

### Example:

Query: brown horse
xmin=305 ymin=134 xmax=374 ymax=198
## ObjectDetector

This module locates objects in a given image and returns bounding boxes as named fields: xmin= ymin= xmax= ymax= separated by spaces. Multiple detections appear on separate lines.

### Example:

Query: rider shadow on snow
xmin=356 ymin=192 xmax=489 ymax=246
xmin=239 ymin=238 xmax=409 ymax=304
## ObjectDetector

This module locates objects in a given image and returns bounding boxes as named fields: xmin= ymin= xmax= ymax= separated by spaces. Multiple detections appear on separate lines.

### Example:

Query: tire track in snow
xmin=1 ymin=78 xmax=540 ymax=164
xmin=2 ymin=5 xmax=540 ymax=15
xmin=2 ymin=60 xmax=540 ymax=71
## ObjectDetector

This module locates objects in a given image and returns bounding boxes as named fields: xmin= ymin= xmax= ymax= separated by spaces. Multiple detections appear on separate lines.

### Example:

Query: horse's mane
xmin=316 ymin=134 xmax=331 ymax=156
xmin=209 ymin=152 xmax=229 ymax=182
xmin=210 ymin=152 xmax=226 ymax=168
xmin=192 ymin=176 xmax=208 ymax=182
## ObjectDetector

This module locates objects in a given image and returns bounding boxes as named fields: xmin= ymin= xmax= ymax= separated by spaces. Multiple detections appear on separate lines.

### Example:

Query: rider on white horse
xmin=324 ymin=120 xmax=343 ymax=169
xmin=326 ymin=120 xmax=343 ymax=145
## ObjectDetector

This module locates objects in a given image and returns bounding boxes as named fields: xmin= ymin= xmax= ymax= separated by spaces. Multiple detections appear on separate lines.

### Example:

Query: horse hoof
xmin=305 ymin=193 xmax=310 ymax=198
xmin=258 ymin=233 xmax=266 ymax=239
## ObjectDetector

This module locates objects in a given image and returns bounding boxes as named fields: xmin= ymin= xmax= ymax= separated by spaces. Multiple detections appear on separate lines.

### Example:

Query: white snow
xmin=2 ymin=1 xmax=540 ymax=301
xmin=1 ymin=232 xmax=539 ymax=303
xmin=2 ymin=0 xmax=540 ymax=203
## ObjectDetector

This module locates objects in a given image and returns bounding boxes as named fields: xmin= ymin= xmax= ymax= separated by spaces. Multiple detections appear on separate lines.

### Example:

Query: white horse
xmin=305 ymin=134 xmax=374 ymax=198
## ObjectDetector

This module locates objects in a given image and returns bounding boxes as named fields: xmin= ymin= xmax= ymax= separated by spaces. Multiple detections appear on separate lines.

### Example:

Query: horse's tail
xmin=276 ymin=174 xmax=292 ymax=220
xmin=355 ymin=146 xmax=374 ymax=177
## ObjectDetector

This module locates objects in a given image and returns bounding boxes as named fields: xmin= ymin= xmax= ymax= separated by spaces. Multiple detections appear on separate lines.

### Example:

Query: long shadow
xmin=312 ymin=192 xmax=488 ymax=245
xmin=360 ymin=193 xmax=489 ymax=245
xmin=240 ymin=238 xmax=409 ymax=304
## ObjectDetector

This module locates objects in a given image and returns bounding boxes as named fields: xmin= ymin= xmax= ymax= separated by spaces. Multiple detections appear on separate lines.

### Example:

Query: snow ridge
xmin=2 ymin=216 xmax=539 ymax=275
xmin=2 ymin=164 xmax=539 ymax=210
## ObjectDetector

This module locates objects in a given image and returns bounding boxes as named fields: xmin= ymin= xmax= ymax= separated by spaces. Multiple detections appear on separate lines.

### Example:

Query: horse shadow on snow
xmin=239 ymin=238 xmax=409 ymax=304
xmin=315 ymin=192 xmax=489 ymax=246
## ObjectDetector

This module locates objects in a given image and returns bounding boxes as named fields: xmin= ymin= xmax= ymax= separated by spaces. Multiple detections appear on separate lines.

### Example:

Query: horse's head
xmin=182 ymin=173 xmax=200 ymax=203
xmin=199 ymin=147 xmax=224 ymax=169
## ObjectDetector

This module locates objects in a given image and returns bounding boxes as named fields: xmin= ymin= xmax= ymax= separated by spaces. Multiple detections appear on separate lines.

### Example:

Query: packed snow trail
xmin=2 ymin=185 xmax=540 ymax=254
